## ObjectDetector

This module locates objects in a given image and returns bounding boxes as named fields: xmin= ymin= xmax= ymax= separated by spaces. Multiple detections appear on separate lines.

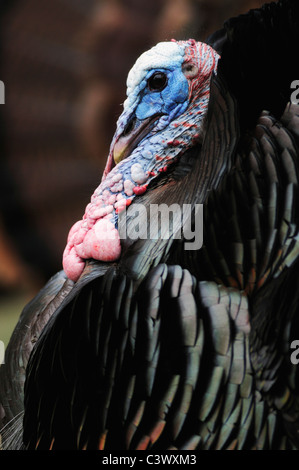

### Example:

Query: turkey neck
xmin=117 ymin=74 xmax=239 ymax=282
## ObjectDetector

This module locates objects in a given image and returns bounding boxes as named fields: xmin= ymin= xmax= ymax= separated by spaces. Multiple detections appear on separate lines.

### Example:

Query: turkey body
xmin=1 ymin=0 xmax=299 ymax=450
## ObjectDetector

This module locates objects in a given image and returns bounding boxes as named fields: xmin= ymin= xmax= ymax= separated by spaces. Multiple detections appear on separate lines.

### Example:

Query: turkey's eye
xmin=147 ymin=72 xmax=168 ymax=92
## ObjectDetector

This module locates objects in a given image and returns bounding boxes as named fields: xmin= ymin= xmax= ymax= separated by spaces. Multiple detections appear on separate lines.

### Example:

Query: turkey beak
xmin=113 ymin=114 xmax=160 ymax=165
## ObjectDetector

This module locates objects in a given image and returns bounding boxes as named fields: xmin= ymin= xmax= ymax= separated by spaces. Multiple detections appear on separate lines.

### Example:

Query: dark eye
xmin=147 ymin=72 xmax=168 ymax=92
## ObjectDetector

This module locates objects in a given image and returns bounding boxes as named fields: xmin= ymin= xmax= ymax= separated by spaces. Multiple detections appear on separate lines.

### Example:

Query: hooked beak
xmin=113 ymin=114 xmax=161 ymax=165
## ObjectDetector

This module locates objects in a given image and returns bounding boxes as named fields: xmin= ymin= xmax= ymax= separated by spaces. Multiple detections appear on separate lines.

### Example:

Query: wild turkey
xmin=1 ymin=0 xmax=299 ymax=450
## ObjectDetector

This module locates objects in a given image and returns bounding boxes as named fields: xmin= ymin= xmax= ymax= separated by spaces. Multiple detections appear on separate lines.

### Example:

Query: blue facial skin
xmin=111 ymin=67 xmax=190 ymax=229
xmin=135 ymin=68 xmax=189 ymax=121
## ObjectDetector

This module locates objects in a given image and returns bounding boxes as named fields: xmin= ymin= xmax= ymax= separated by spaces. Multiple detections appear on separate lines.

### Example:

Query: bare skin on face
xmin=62 ymin=40 xmax=220 ymax=281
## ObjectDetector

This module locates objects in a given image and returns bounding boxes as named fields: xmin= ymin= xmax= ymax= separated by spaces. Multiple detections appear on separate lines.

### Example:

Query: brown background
xmin=0 ymin=0 xmax=276 ymax=344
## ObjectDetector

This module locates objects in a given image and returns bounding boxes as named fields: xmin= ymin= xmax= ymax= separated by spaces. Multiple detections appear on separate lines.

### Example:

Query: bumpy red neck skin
xmin=62 ymin=40 xmax=220 ymax=281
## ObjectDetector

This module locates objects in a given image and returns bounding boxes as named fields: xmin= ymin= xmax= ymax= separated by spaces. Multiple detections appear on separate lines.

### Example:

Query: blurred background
xmin=0 ymin=0 xmax=275 ymax=346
